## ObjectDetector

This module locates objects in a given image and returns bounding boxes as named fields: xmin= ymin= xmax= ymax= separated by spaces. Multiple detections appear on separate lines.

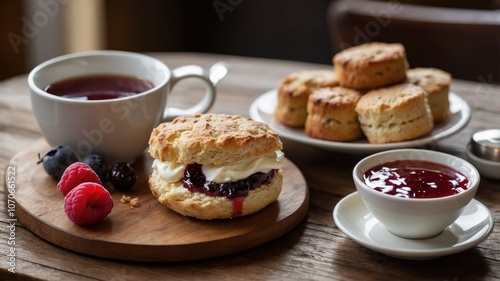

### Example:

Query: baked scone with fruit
xmin=305 ymin=87 xmax=363 ymax=142
xmin=355 ymin=83 xmax=434 ymax=144
xmin=148 ymin=114 xmax=284 ymax=220
xmin=407 ymin=68 xmax=452 ymax=122
xmin=333 ymin=42 xmax=408 ymax=90
xmin=274 ymin=70 xmax=339 ymax=127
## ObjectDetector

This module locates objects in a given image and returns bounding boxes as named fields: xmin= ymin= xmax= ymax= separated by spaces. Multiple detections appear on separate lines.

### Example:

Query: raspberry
xmin=57 ymin=162 xmax=102 ymax=196
xmin=64 ymin=182 xmax=113 ymax=225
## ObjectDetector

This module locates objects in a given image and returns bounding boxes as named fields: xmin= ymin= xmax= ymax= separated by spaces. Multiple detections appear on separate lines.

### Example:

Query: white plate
xmin=333 ymin=192 xmax=494 ymax=260
xmin=249 ymin=90 xmax=471 ymax=154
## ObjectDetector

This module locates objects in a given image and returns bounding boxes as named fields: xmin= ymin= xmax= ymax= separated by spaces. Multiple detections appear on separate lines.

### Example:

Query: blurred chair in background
xmin=327 ymin=0 xmax=500 ymax=84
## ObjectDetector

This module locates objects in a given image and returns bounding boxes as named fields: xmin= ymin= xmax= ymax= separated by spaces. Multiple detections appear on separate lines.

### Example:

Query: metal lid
xmin=470 ymin=129 xmax=500 ymax=162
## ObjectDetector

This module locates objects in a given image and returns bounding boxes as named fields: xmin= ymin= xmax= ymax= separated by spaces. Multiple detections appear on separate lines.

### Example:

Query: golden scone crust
xmin=148 ymin=114 xmax=282 ymax=166
xmin=355 ymin=83 xmax=434 ymax=144
xmin=305 ymin=87 xmax=363 ymax=141
xmin=274 ymin=70 xmax=339 ymax=127
xmin=333 ymin=42 xmax=408 ymax=90
xmin=406 ymin=68 xmax=451 ymax=122
xmin=148 ymin=169 xmax=283 ymax=220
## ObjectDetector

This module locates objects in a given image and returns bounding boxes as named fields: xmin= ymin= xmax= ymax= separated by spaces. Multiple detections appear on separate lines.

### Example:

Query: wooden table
xmin=1 ymin=53 xmax=499 ymax=280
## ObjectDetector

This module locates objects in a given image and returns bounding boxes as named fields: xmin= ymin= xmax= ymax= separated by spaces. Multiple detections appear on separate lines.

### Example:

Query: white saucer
xmin=333 ymin=192 xmax=494 ymax=260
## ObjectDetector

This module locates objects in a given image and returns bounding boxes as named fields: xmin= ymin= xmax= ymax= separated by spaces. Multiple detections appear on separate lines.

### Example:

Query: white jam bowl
xmin=353 ymin=149 xmax=480 ymax=239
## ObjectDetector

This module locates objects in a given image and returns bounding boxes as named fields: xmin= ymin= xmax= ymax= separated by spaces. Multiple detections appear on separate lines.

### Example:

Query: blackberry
xmin=108 ymin=162 xmax=137 ymax=191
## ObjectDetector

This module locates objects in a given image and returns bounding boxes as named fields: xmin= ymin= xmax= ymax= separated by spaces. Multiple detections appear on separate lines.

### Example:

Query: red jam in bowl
xmin=363 ymin=160 xmax=469 ymax=198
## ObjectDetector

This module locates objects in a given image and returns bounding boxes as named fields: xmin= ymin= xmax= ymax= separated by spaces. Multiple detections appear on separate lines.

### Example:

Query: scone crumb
xmin=120 ymin=195 xmax=139 ymax=208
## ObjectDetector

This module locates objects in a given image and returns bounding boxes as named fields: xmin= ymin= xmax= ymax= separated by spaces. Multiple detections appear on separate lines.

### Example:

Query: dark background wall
xmin=1 ymin=0 xmax=499 ymax=81
xmin=104 ymin=0 xmax=334 ymax=65
xmin=0 ymin=0 xmax=26 ymax=81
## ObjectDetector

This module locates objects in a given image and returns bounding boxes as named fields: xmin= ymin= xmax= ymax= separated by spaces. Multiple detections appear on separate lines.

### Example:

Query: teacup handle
xmin=163 ymin=61 xmax=229 ymax=121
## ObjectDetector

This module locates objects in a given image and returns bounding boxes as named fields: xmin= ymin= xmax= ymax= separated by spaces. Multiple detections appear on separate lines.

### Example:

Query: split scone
xmin=305 ymin=87 xmax=363 ymax=142
xmin=333 ymin=42 xmax=408 ymax=90
xmin=148 ymin=114 xmax=284 ymax=220
xmin=274 ymin=70 xmax=339 ymax=127
xmin=355 ymin=83 xmax=434 ymax=144
xmin=406 ymin=68 xmax=452 ymax=123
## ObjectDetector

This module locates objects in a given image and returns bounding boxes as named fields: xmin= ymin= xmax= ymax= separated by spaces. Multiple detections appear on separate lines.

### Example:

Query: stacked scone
xmin=274 ymin=70 xmax=339 ymax=127
xmin=406 ymin=67 xmax=452 ymax=123
xmin=355 ymin=83 xmax=433 ymax=144
xmin=274 ymin=42 xmax=452 ymax=144
xmin=148 ymin=114 xmax=285 ymax=220
xmin=305 ymin=87 xmax=363 ymax=142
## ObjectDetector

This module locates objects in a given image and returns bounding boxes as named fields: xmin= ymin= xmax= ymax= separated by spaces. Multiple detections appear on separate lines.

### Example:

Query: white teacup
xmin=29 ymin=50 xmax=228 ymax=163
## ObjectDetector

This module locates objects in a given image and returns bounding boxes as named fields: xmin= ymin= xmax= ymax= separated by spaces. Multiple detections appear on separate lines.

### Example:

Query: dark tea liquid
xmin=45 ymin=75 xmax=155 ymax=100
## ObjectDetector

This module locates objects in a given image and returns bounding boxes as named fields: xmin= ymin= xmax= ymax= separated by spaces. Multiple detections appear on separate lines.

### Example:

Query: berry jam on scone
xmin=148 ymin=114 xmax=284 ymax=220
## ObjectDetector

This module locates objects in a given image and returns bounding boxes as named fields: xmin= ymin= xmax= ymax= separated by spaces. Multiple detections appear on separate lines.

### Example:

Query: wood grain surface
xmin=1 ymin=53 xmax=499 ymax=281
xmin=7 ymin=138 xmax=309 ymax=262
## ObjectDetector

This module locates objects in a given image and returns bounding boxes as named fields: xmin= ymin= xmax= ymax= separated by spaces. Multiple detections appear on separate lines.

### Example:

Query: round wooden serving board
xmin=5 ymin=139 xmax=309 ymax=262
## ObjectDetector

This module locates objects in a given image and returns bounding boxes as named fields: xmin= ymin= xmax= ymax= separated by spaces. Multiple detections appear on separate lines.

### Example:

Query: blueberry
xmin=108 ymin=162 xmax=137 ymax=191
xmin=82 ymin=153 xmax=108 ymax=182
xmin=38 ymin=146 xmax=78 ymax=180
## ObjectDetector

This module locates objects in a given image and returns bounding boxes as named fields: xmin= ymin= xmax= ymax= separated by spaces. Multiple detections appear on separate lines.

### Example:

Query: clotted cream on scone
xmin=148 ymin=113 xmax=284 ymax=219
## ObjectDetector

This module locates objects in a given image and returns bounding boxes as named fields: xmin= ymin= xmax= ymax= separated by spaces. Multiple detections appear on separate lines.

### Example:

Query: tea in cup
xmin=29 ymin=50 xmax=228 ymax=163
